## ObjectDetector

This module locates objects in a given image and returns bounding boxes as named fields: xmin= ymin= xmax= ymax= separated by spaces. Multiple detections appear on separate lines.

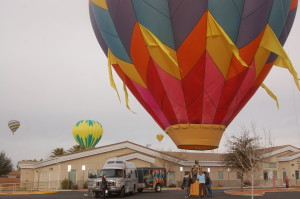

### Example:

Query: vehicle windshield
xmin=98 ymin=169 xmax=124 ymax=178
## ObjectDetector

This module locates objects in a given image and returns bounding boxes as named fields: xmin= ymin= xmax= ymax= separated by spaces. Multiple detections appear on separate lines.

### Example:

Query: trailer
xmin=137 ymin=167 xmax=166 ymax=192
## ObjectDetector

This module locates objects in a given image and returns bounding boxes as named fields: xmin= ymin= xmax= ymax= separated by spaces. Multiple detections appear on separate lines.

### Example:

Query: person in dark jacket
xmin=181 ymin=173 xmax=192 ymax=198
xmin=101 ymin=174 xmax=108 ymax=198
xmin=204 ymin=171 xmax=213 ymax=197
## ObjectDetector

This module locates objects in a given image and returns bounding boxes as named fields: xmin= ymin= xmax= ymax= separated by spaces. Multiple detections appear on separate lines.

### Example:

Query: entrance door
xmin=69 ymin=170 xmax=77 ymax=185
xmin=282 ymin=171 xmax=286 ymax=184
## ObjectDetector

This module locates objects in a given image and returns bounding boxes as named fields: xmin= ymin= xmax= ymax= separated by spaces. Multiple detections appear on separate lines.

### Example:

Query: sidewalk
xmin=225 ymin=187 xmax=300 ymax=196
xmin=0 ymin=190 xmax=59 ymax=195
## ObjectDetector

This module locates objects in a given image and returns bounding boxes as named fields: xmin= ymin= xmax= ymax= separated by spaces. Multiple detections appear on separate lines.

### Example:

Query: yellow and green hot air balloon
xmin=8 ymin=120 xmax=20 ymax=135
xmin=156 ymin=133 xmax=164 ymax=142
xmin=72 ymin=120 xmax=103 ymax=149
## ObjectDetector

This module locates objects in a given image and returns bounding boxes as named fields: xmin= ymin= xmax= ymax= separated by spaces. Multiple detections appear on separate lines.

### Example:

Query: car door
xmin=87 ymin=169 xmax=98 ymax=189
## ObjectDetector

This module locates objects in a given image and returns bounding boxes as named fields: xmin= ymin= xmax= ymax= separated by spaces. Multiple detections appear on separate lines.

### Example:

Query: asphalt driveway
xmin=0 ymin=189 xmax=299 ymax=199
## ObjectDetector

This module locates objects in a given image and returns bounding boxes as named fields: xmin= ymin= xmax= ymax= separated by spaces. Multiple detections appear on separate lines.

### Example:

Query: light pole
xmin=227 ymin=168 xmax=230 ymax=187
xmin=82 ymin=165 xmax=86 ymax=188
xmin=180 ymin=167 xmax=183 ymax=181
xmin=67 ymin=165 xmax=71 ymax=190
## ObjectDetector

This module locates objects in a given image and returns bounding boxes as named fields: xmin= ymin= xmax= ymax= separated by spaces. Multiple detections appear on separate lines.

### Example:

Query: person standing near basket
xmin=197 ymin=170 xmax=206 ymax=198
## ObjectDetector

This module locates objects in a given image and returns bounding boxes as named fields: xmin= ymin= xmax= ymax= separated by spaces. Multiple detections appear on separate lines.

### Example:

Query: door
xmin=69 ymin=170 xmax=77 ymax=185
xmin=283 ymin=171 xmax=286 ymax=184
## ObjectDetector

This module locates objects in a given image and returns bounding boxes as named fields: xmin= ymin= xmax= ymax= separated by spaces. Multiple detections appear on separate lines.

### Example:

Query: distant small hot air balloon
xmin=8 ymin=120 xmax=20 ymax=135
xmin=156 ymin=133 xmax=164 ymax=142
xmin=72 ymin=120 xmax=103 ymax=149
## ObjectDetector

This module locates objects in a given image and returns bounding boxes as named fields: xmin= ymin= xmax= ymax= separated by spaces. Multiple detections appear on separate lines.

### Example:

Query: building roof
xmin=166 ymin=151 xmax=224 ymax=161
xmin=17 ymin=141 xmax=300 ymax=169
xmin=7 ymin=171 xmax=20 ymax=176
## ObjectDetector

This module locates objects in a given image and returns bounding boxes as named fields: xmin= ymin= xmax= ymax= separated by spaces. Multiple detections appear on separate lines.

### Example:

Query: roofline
xmin=278 ymin=152 xmax=300 ymax=162
xmin=18 ymin=141 xmax=183 ymax=169
xmin=263 ymin=145 xmax=300 ymax=159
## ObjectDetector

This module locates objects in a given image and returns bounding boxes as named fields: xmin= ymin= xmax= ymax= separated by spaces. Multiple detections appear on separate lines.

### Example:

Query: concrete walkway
xmin=225 ymin=187 xmax=300 ymax=196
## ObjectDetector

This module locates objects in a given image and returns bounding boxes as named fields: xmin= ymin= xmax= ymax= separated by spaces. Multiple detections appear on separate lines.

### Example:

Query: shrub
xmin=244 ymin=181 xmax=251 ymax=187
xmin=168 ymin=184 xmax=177 ymax=188
xmin=72 ymin=184 xmax=78 ymax=190
xmin=83 ymin=182 xmax=88 ymax=189
xmin=61 ymin=178 xmax=73 ymax=189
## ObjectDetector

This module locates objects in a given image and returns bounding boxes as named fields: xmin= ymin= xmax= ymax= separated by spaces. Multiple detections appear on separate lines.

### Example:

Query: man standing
xmin=181 ymin=173 xmax=192 ymax=198
xmin=197 ymin=171 xmax=206 ymax=198
xmin=101 ymin=174 xmax=108 ymax=199
xmin=204 ymin=171 xmax=213 ymax=197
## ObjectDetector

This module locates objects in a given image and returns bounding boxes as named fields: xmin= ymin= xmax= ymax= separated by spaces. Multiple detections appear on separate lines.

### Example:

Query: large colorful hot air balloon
xmin=156 ymin=133 xmax=164 ymax=142
xmin=89 ymin=0 xmax=299 ymax=150
xmin=72 ymin=120 xmax=103 ymax=148
xmin=8 ymin=120 xmax=20 ymax=135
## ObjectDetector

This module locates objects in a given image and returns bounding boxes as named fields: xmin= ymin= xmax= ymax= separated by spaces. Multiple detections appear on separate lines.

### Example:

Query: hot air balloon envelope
xmin=156 ymin=133 xmax=164 ymax=142
xmin=72 ymin=120 xmax=103 ymax=148
xmin=8 ymin=120 xmax=20 ymax=135
xmin=89 ymin=0 xmax=298 ymax=150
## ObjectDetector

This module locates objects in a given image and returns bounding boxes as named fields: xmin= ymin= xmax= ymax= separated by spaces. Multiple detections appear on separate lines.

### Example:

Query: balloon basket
xmin=165 ymin=124 xmax=226 ymax=150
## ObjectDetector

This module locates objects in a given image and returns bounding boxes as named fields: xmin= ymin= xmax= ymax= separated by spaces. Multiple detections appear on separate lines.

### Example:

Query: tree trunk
xmin=241 ymin=173 xmax=244 ymax=192
xmin=251 ymin=171 xmax=254 ymax=199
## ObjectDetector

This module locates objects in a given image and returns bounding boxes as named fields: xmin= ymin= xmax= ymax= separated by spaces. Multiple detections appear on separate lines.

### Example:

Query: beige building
xmin=18 ymin=141 xmax=300 ymax=189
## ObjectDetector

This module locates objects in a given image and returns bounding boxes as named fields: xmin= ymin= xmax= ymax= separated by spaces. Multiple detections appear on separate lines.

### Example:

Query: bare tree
xmin=223 ymin=124 xmax=272 ymax=199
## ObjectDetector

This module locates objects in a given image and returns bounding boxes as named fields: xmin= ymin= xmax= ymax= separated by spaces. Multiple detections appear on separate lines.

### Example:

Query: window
xmin=88 ymin=169 xmax=97 ymax=178
xmin=169 ymin=171 xmax=175 ymax=185
xmin=296 ymin=171 xmax=299 ymax=180
xmin=236 ymin=172 xmax=242 ymax=180
xmin=265 ymin=162 xmax=277 ymax=168
xmin=263 ymin=172 xmax=268 ymax=181
xmin=218 ymin=171 xmax=223 ymax=180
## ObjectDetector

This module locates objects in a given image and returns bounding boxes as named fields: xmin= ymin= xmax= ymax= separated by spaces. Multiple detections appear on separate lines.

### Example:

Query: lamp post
xmin=180 ymin=167 xmax=183 ymax=182
xmin=67 ymin=165 xmax=71 ymax=190
xmin=82 ymin=165 xmax=86 ymax=188
xmin=227 ymin=168 xmax=230 ymax=187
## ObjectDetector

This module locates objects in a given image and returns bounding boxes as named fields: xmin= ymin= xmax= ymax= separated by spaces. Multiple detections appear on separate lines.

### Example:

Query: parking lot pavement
xmin=0 ymin=189 xmax=300 ymax=199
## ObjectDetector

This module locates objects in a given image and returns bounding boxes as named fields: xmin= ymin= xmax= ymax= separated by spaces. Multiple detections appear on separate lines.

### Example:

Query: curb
xmin=0 ymin=191 xmax=59 ymax=195
xmin=224 ymin=190 xmax=263 ymax=196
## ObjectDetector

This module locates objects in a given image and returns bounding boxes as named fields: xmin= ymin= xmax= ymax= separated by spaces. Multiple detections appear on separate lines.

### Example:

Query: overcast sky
xmin=0 ymin=0 xmax=300 ymax=168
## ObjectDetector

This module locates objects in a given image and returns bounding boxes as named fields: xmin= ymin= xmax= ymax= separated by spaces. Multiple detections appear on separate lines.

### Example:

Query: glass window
xmin=169 ymin=171 xmax=175 ymax=185
xmin=263 ymin=172 xmax=268 ymax=181
xmin=265 ymin=162 xmax=277 ymax=168
xmin=296 ymin=171 xmax=299 ymax=180
xmin=88 ymin=169 xmax=97 ymax=178
xmin=218 ymin=171 xmax=223 ymax=180
xmin=236 ymin=172 xmax=242 ymax=180
xmin=69 ymin=170 xmax=76 ymax=184
xmin=98 ymin=169 xmax=124 ymax=178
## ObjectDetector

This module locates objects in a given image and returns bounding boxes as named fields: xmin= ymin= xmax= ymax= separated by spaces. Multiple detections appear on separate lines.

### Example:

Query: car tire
xmin=155 ymin=184 xmax=162 ymax=192
xmin=137 ymin=188 xmax=143 ymax=193
xmin=119 ymin=186 xmax=125 ymax=198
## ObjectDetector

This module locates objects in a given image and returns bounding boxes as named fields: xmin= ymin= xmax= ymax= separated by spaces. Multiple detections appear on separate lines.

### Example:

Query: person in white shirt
xmin=197 ymin=171 xmax=206 ymax=198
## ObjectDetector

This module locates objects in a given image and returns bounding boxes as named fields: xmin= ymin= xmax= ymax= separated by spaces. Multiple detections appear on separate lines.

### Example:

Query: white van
xmin=88 ymin=159 xmax=138 ymax=198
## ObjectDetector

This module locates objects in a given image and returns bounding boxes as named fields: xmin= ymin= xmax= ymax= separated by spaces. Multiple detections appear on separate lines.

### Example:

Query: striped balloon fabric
xmin=89 ymin=0 xmax=298 ymax=150
xmin=72 ymin=120 xmax=103 ymax=149
xmin=8 ymin=120 xmax=20 ymax=135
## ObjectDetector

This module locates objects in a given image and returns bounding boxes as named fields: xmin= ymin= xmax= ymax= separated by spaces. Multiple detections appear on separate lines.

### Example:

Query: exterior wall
xmin=19 ymin=145 xmax=300 ymax=189
xmin=20 ymin=168 xmax=34 ymax=185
